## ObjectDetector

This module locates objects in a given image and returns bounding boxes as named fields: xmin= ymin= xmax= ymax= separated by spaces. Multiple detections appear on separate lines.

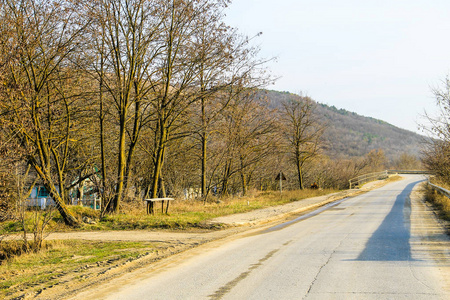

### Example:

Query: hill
xmin=262 ymin=90 xmax=425 ymax=160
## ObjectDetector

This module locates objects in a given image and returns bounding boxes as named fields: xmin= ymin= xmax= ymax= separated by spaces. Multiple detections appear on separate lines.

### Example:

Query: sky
xmin=224 ymin=0 xmax=450 ymax=134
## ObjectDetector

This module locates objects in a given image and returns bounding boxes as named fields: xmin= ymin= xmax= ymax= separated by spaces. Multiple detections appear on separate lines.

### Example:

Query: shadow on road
xmin=355 ymin=180 xmax=423 ymax=261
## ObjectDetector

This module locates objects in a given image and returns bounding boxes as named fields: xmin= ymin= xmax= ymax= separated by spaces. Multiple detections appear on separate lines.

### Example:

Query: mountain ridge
xmin=262 ymin=89 xmax=425 ymax=160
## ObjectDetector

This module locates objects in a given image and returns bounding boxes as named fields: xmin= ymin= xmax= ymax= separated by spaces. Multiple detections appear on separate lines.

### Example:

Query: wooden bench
xmin=143 ymin=198 xmax=175 ymax=215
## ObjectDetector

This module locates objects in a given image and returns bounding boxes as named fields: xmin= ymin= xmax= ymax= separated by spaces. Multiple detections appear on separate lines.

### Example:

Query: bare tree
xmin=0 ymin=0 xmax=86 ymax=226
xmin=421 ymin=76 xmax=450 ymax=181
xmin=191 ymin=21 xmax=271 ymax=198
xmin=392 ymin=152 xmax=422 ymax=170
xmin=84 ymin=0 xmax=164 ymax=212
xmin=362 ymin=149 xmax=387 ymax=173
xmin=280 ymin=95 xmax=325 ymax=190
xmin=147 ymin=0 xmax=232 ymax=199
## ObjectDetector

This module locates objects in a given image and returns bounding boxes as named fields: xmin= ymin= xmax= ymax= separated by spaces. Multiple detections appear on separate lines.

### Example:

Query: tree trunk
xmin=200 ymin=93 xmax=207 ymax=197
xmin=151 ymin=122 xmax=168 ymax=199
xmin=297 ymin=159 xmax=304 ymax=190
xmin=240 ymin=171 xmax=247 ymax=196
xmin=31 ymin=162 xmax=79 ymax=227
xmin=201 ymin=131 xmax=207 ymax=197
xmin=221 ymin=162 xmax=231 ymax=197
xmin=123 ymin=95 xmax=142 ymax=200
xmin=111 ymin=114 xmax=127 ymax=213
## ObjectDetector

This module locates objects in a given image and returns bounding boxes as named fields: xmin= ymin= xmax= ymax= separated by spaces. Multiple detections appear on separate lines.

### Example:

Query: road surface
xmin=82 ymin=175 xmax=450 ymax=299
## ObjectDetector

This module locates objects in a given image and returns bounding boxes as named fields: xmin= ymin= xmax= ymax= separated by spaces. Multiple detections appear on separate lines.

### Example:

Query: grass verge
xmin=86 ymin=188 xmax=338 ymax=230
xmin=2 ymin=188 xmax=338 ymax=233
xmin=0 ymin=239 xmax=161 ymax=299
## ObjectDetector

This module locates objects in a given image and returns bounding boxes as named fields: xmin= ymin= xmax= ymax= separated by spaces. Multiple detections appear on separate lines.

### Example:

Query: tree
xmin=0 ymin=0 xmax=85 ymax=226
xmin=423 ymin=141 xmax=450 ymax=182
xmin=84 ymin=0 xmax=165 ymax=212
xmin=280 ymin=95 xmax=325 ymax=190
xmin=392 ymin=153 xmax=421 ymax=170
xmin=191 ymin=23 xmax=270 ymax=198
xmin=224 ymin=91 xmax=277 ymax=196
xmin=421 ymin=76 xmax=450 ymax=182
xmin=363 ymin=149 xmax=387 ymax=173
xmin=147 ymin=0 xmax=237 ymax=199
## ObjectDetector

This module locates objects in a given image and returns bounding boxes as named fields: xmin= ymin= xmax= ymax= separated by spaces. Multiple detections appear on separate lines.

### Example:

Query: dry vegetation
xmin=0 ymin=239 xmax=162 ymax=299
xmin=1 ymin=188 xmax=337 ymax=234
xmin=421 ymin=77 xmax=450 ymax=224
xmin=425 ymin=179 xmax=450 ymax=222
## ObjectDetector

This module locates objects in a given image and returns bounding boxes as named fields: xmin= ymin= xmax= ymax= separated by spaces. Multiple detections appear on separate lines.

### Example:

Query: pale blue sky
xmin=225 ymin=0 xmax=450 ymax=133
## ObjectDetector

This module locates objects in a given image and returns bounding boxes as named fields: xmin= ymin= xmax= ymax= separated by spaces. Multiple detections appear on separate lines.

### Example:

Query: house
xmin=28 ymin=185 xmax=56 ymax=209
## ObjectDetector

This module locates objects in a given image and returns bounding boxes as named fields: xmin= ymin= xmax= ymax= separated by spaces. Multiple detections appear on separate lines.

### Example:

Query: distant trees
xmin=363 ymin=149 xmax=387 ymax=172
xmin=280 ymin=95 xmax=325 ymax=190
xmin=392 ymin=153 xmax=422 ymax=170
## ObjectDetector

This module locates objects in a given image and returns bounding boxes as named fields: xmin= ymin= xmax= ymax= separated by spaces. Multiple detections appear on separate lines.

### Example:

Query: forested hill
xmin=263 ymin=90 xmax=425 ymax=160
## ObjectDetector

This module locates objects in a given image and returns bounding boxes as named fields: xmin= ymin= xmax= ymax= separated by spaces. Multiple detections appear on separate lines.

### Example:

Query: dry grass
xmin=0 ymin=188 xmax=339 ymax=232
xmin=0 ymin=239 xmax=159 ymax=299
xmin=385 ymin=175 xmax=403 ymax=183
xmin=425 ymin=179 xmax=450 ymax=222
xmin=84 ymin=188 xmax=337 ymax=230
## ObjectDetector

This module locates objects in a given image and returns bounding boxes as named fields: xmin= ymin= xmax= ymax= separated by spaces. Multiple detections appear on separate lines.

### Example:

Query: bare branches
xmin=0 ymin=0 xmax=279 ymax=215
xmin=280 ymin=95 xmax=325 ymax=189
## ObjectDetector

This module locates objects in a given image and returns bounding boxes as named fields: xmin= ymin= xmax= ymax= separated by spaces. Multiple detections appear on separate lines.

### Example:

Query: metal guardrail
xmin=349 ymin=170 xmax=388 ymax=189
xmin=428 ymin=182 xmax=450 ymax=198
xmin=388 ymin=170 xmax=433 ymax=175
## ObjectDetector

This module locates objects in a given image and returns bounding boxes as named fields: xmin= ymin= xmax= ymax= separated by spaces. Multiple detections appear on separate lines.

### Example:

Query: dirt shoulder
xmin=409 ymin=182 xmax=450 ymax=292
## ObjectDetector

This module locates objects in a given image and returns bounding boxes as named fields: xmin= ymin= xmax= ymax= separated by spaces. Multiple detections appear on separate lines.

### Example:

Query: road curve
xmin=86 ymin=175 xmax=450 ymax=299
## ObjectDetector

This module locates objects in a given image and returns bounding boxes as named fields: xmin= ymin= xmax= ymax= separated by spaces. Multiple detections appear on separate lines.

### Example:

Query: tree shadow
xmin=355 ymin=180 xmax=423 ymax=261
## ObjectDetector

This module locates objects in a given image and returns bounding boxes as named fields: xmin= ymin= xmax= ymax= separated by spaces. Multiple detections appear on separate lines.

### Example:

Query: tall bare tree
xmin=280 ymin=95 xmax=325 ymax=190
xmin=84 ymin=0 xmax=165 ymax=212
xmin=191 ymin=21 xmax=269 ymax=198
xmin=0 ymin=0 xmax=88 ymax=226
xmin=148 ymin=0 xmax=231 ymax=199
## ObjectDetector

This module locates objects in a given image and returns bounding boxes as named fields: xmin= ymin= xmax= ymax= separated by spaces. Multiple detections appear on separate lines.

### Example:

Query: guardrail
xmin=388 ymin=170 xmax=433 ymax=175
xmin=428 ymin=182 xmax=450 ymax=198
xmin=349 ymin=170 xmax=388 ymax=189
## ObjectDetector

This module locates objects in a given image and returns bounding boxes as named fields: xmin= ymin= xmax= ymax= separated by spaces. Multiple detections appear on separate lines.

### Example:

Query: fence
xmin=72 ymin=197 xmax=101 ymax=210
xmin=27 ymin=197 xmax=101 ymax=210
xmin=27 ymin=198 xmax=55 ymax=210
xmin=349 ymin=170 xmax=388 ymax=189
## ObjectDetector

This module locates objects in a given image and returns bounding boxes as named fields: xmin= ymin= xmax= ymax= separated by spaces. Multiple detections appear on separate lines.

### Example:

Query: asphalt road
xmin=99 ymin=175 xmax=449 ymax=300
